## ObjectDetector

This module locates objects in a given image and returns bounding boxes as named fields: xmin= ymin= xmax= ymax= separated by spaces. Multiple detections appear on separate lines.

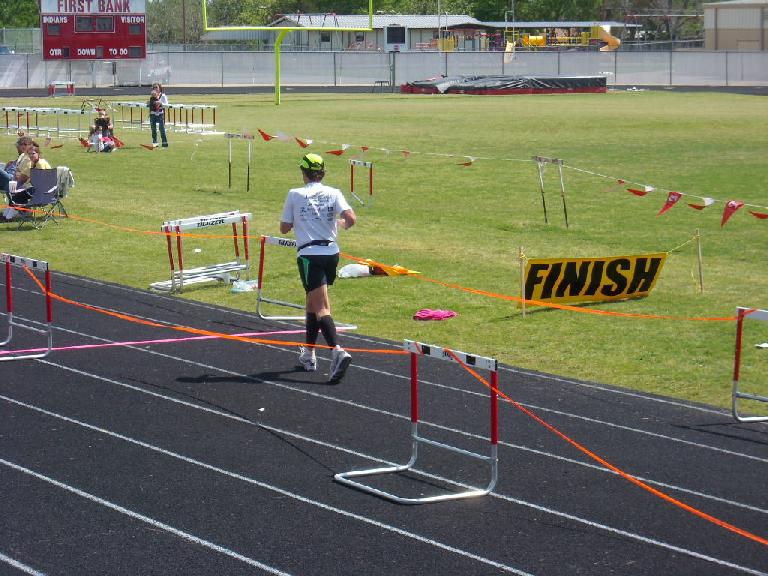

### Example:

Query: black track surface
xmin=0 ymin=270 xmax=766 ymax=576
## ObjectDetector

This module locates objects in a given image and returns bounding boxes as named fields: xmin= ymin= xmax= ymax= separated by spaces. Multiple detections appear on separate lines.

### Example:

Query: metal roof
xmin=201 ymin=15 xmax=636 ymax=40
xmin=480 ymin=21 xmax=639 ymax=29
xmin=269 ymin=14 xmax=481 ymax=29
xmin=703 ymin=0 xmax=768 ymax=5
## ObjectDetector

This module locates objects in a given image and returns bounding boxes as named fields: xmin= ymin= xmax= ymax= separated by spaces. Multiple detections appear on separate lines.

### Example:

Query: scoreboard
xmin=41 ymin=0 xmax=147 ymax=60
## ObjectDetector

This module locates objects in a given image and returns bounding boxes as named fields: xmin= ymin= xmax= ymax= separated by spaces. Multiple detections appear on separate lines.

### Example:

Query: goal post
xmin=201 ymin=0 xmax=374 ymax=105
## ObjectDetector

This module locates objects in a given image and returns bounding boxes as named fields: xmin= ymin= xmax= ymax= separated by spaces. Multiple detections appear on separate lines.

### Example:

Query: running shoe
xmin=298 ymin=346 xmax=317 ymax=372
xmin=328 ymin=346 xmax=352 ymax=383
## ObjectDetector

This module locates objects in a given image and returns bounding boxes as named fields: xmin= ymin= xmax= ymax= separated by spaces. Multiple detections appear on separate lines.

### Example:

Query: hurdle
xmin=256 ymin=235 xmax=306 ymax=321
xmin=225 ymin=133 xmax=254 ymax=191
xmin=2 ymin=106 xmax=88 ymax=139
xmin=732 ymin=307 xmax=768 ymax=423
xmin=113 ymin=102 xmax=218 ymax=134
xmin=0 ymin=253 xmax=53 ymax=362
xmin=149 ymin=211 xmax=251 ymax=293
xmin=349 ymin=159 xmax=374 ymax=206
xmin=256 ymin=235 xmax=356 ymax=328
xmin=334 ymin=340 xmax=499 ymax=504
xmin=532 ymin=155 xmax=569 ymax=228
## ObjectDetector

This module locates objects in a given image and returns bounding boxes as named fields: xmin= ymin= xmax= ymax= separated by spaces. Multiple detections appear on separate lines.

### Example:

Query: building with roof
xmin=704 ymin=0 xmax=768 ymax=50
xmin=201 ymin=15 xmax=636 ymax=52
xmin=202 ymin=14 xmax=483 ymax=51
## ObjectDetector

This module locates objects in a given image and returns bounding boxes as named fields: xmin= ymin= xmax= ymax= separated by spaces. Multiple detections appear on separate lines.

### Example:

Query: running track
xmin=1 ymin=269 xmax=766 ymax=576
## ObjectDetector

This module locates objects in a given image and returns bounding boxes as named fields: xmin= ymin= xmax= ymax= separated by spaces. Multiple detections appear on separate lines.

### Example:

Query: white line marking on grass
xmin=0 ymin=552 xmax=47 ymax=576
xmin=0 ymin=458 xmax=293 ymax=576
xmin=0 ymin=397 xmax=533 ymax=576
xmin=3 ymin=392 xmax=766 ymax=576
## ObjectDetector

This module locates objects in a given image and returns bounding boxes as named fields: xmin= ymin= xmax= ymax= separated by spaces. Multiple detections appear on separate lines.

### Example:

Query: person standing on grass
xmin=149 ymin=83 xmax=169 ymax=148
xmin=280 ymin=153 xmax=356 ymax=383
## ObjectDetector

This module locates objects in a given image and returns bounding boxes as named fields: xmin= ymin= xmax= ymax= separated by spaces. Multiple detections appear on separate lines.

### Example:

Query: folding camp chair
xmin=16 ymin=168 xmax=60 ymax=229
xmin=53 ymin=166 xmax=72 ymax=219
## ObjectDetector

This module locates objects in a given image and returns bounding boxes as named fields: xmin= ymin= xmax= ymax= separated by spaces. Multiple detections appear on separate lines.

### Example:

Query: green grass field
xmin=1 ymin=90 xmax=766 ymax=409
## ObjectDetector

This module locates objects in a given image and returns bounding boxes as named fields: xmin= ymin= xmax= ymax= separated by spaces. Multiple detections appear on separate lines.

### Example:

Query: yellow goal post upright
xmin=201 ymin=0 xmax=374 ymax=105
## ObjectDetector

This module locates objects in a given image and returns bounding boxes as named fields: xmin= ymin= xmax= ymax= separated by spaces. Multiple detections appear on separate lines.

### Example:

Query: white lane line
xmin=25 ymin=317 xmax=767 ymax=465
xmin=358 ymin=368 xmax=768 ymax=464
xmin=2 ymin=393 xmax=765 ymax=576
xmin=24 ymin=356 xmax=768 ymax=517
xmin=0 ymin=458 xmax=293 ymax=576
xmin=6 ymin=360 xmax=761 ymax=574
xmin=0 ymin=552 xmax=47 ymax=576
xmin=0 ymin=399 xmax=533 ymax=576
xmin=23 ymin=274 xmax=749 ymax=419
xmin=29 ymin=329 xmax=768 ymax=516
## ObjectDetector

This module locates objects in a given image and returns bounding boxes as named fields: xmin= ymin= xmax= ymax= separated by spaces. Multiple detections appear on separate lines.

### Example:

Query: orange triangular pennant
xmin=258 ymin=129 xmax=275 ymax=141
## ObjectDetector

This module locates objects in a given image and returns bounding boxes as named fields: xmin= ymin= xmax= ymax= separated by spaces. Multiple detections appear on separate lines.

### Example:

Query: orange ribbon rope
xmin=21 ymin=265 xmax=766 ymax=546
xmin=442 ymin=348 xmax=768 ymax=548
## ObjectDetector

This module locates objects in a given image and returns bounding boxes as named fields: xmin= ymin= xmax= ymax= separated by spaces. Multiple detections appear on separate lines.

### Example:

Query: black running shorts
xmin=297 ymin=253 xmax=339 ymax=293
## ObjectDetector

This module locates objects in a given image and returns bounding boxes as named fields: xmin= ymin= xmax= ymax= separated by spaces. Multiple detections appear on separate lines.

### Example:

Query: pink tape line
xmin=0 ymin=328 xmax=313 ymax=357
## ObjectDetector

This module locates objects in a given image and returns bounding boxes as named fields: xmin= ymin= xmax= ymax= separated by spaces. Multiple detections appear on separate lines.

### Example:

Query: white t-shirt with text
xmin=281 ymin=181 xmax=352 ymax=256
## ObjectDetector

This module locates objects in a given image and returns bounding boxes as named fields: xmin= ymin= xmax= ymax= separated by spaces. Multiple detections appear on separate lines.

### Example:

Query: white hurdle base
xmin=732 ymin=307 xmax=768 ymax=423
xmin=334 ymin=340 xmax=499 ymax=504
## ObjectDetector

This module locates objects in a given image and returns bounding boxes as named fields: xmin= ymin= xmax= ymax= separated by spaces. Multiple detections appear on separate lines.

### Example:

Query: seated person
xmin=10 ymin=144 xmax=52 ymax=205
xmin=88 ymin=125 xmax=115 ymax=153
xmin=93 ymin=108 xmax=113 ymax=138
xmin=0 ymin=136 xmax=33 ymax=193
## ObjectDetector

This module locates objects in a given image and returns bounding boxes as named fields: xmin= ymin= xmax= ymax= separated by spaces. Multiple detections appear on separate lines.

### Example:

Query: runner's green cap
xmin=300 ymin=153 xmax=325 ymax=171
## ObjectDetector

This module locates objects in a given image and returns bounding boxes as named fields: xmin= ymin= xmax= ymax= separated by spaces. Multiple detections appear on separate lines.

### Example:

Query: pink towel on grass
xmin=413 ymin=309 xmax=457 ymax=321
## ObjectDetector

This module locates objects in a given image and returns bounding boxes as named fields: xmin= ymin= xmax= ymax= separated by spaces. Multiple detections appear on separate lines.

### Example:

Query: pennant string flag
xmin=721 ymin=200 xmax=744 ymax=227
xmin=257 ymin=129 xmax=275 ymax=141
xmin=687 ymin=197 xmax=715 ymax=210
xmin=657 ymin=191 xmax=682 ymax=216
xmin=243 ymin=128 xmax=768 ymax=223
xmin=627 ymin=185 xmax=654 ymax=197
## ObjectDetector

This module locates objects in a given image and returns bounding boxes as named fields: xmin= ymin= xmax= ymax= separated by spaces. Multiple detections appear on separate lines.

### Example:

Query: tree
xmin=147 ymin=0 xmax=205 ymax=44
xmin=516 ymin=0 xmax=603 ymax=21
xmin=602 ymin=0 xmax=703 ymax=41
xmin=0 ymin=0 xmax=41 ymax=28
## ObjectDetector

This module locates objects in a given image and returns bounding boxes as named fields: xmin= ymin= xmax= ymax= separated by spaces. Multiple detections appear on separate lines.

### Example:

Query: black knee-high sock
xmin=306 ymin=312 xmax=320 ymax=346
xmin=318 ymin=315 xmax=338 ymax=348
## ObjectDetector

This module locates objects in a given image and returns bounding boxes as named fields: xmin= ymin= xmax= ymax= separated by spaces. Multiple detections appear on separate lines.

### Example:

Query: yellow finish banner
xmin=524 ymin=253 xmax=667 ymax=304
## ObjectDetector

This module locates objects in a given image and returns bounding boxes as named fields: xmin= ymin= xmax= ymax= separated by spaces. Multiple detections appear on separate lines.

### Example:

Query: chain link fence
xmin=0 ymin=49 xmax=766 ymax=90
